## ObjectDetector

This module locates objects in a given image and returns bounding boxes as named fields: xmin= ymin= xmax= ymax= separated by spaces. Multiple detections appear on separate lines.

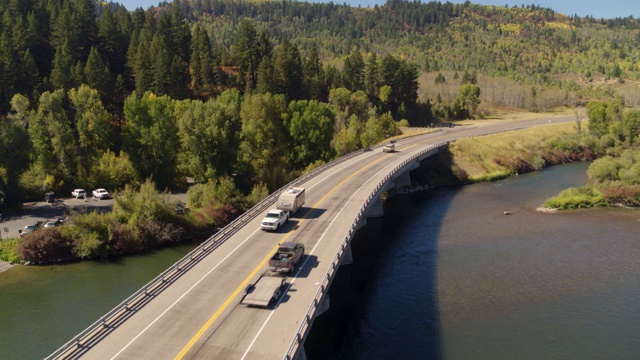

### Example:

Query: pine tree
xmin=50 ymin=41 xmax=75 ymax=90
xmin=255 ymin=55 xmax=275 ymax=94
xmin=274 ymin=39 xmax=304 ymax=100
xmin=364 ymin=53 xmax=379 ymax=96
xmin=134 ymin=35 xmax=153 ymax=95
xmin=233 ymin=20 xmax=259 ymax=91
xmin=343 ymin=51 xmax=365 ymax=92
xmin=84 ymin=47 xmax=114 ymax=103
xmin=150 ymin=33 xmax=172 ymax=96
xmin=303 ymin=47 xmax=327 ymax=102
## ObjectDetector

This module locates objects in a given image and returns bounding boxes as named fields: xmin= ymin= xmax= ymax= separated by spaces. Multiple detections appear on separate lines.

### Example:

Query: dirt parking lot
xmin=1 ymin=197 xmax=115 ymax=239
xmin=1 ymin=193 xmax=187 ymax=240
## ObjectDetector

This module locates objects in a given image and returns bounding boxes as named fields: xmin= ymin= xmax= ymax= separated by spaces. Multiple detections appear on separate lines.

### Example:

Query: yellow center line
xmin=174 ymin=151 xmax=390 ymax=359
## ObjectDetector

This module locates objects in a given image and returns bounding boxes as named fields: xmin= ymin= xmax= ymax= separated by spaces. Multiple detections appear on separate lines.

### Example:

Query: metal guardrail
xmin=283 ymin=141 xmax=448 ymax=360
xmin=45 ymin=146 xmax=373 ymax=360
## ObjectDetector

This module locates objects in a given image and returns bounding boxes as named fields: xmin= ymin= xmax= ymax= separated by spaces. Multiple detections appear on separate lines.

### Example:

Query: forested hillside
xmin=1 ymin=0 xmax=640 ymax=211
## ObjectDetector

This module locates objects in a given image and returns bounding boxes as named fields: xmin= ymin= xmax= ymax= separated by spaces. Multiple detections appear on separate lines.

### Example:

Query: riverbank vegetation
xmin=415 ymin=101 xmax=640 ymax=210
xmin=15 ymin=178 xmax=264 ymax=263
xmin=414 ymin=120 xmax=600 ymax=186
xmin=542 ymin=104 xmax=640 ymax=209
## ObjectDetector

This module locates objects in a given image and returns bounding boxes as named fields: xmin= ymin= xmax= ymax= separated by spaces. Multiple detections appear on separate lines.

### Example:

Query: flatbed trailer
xmin=241 ymin=275 xmax=286 ymax=307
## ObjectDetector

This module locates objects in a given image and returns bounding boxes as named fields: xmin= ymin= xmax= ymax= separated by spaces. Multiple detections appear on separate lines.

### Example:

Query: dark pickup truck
xmin=269 ymin=242 xmax=305 ymax=274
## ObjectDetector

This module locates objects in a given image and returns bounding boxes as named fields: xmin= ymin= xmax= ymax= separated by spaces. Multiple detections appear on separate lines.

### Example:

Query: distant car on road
xmin=71 ymin=189 xmax=87 ymax=198
xmin=382 ymin=143 xmax=396 ymax=153
xmin=92 ymin=188 xmax=110 ymax=199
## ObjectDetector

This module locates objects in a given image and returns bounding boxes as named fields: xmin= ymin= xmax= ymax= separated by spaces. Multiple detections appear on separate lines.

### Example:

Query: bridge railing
xmin=45 ymin=145 xmax=378 ymax=360
xmin=284 ymin=141 xmax=447 ymax=360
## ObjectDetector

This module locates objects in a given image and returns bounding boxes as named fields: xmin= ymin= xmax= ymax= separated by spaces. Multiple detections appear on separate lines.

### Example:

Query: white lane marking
xmin=111 ymin=227 xmax=261 ymax=359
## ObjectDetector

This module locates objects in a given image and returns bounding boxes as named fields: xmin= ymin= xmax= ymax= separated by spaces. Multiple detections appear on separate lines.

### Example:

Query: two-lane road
xmin=61 ymin=115 xmax=575 ymax=359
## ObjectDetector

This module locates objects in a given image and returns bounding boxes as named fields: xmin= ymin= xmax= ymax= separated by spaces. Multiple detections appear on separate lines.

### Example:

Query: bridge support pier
xmin=316 ymin=295 xmax=330 ymax=316
xmin=367 ymin=197 xmax=384 ymax=218
xmin=340 ymin=243 xmax=353 ymax=266
xmin=294 ymin=345 xmax=308 ymax=360
xmin=395 ymin=171 xmax=412 ymax=188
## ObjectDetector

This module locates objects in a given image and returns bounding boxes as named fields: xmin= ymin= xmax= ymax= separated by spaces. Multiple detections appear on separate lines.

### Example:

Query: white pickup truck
xmin=92 ymin=188 xmax=110 ymax=199
xmin=71 ymin=189 xmax=86 ymax=198
xmin=260 ymin=209 xmax=289 ymax=231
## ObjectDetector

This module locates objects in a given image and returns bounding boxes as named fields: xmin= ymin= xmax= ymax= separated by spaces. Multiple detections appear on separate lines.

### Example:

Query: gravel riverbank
xmin=0 ymin=261 xmax=13 ymax=273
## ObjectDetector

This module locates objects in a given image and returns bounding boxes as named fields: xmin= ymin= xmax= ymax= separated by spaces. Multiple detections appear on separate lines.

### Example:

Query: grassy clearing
xmin=450 ymin=122 xmax=580 ymax=181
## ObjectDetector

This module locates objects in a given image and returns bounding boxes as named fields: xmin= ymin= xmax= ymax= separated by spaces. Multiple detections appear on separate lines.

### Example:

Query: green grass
xmin=0 ymin=239 xmax=21 ymax=263
xmin=543 ymin=186 xmax=608 ymax=209
xmin=450 ymin=122 xmax=580 ymax=180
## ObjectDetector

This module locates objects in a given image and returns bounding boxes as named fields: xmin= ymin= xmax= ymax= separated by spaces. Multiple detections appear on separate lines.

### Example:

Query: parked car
xmin=92 ymin=188 xmax=110 ymax=199
xmin=175 ymin=201 xmax=188 ymax=214
xmin=19 ymin=222 xmax=42 ymax=236
xmin=71 ymin=189 xmax=86 ymax=198
xmin=44 ymin=219 xmax=63 ymax=228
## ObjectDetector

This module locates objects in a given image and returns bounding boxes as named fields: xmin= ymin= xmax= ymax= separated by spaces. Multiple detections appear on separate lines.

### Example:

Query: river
xmin=304 ymin=161 xmax=640 ymax=360
xmin=1 ymin=162 xmax=639 ymax=359
xmin=0 ymin=244 xmax=197 ymax=359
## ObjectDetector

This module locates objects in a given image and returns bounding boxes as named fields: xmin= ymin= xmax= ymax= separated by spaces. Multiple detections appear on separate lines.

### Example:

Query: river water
xmin=305 ymin=161 xmax=640 ymax=360
xmin=1 ymin=162 xmax=639 ymax=359
xmin=0 ymin=244 xmax=197 ymax=359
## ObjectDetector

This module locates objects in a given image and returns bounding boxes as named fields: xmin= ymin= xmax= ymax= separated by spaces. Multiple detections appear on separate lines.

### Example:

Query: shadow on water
xmin=304 ymin=186 xmax=460 ymax=360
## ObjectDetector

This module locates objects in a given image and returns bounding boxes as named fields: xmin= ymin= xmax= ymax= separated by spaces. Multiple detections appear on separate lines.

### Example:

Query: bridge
xmin=47 ymin=116 xmax=573 ymax=360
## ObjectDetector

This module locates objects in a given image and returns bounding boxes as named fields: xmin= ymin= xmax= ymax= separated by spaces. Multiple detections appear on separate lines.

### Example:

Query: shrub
xmin=113 ymin=180 xmax=174 ymax=225
xmin=108 ymin=222 xmax=142 ymax=255
xmin=587 ymin=156 xmax=620 ymax=183
xmin=200 ymin=203 xmax=242 ymax=228
xmin=73 ymin=232 xmax=103 ymax=259
xmin=135 ymin=220 xmax=184 ymax=247
xmin=543 ymin=186 xmax=607 ymax=209
xmin=598 ymin=182 xmax=640 ymax=206
xmin=17 ymin=228 xmax=73 ymax=263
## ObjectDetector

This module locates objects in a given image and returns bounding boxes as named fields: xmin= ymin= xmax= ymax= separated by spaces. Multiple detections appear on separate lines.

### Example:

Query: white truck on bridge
xmin=260 ymin=209 xmax=289 ymax=231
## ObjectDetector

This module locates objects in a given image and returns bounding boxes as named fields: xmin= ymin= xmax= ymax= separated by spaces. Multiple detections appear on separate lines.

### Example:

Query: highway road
xmin=50 ymin=116 xmax=575 ymax=359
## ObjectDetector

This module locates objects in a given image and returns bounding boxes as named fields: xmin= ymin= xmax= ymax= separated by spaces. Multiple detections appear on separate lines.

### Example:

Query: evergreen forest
xmin=2 ymin=0 xmax=640 ymax=218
